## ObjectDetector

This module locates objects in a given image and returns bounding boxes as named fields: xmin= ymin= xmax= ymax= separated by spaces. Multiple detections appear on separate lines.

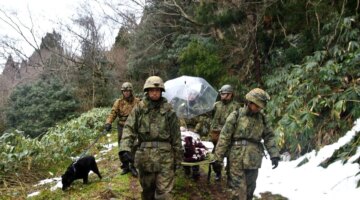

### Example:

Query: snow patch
xmin=27 ymin=141 xmax=117 ymax=196
xmin=255 ymin=118 xmax=360 ymax=200
xmin=99 ymin=142 xmax=117 ymax=154
xmin=27 ymin=191 xmax=40 ymax=198
xmin=50 ymin=180 xmax=62 ymax=191
xmin=34 ymin=177 xmax=61 ymax=186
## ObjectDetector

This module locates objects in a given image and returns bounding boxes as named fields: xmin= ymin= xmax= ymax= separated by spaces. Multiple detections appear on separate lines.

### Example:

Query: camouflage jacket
xmin=214 ymin=106 xmax=280 ymax=169
xmin=106 ymin=96 xmax=140 ymax=126
xmin=119 ymin=97 xmax=183 ymax=171
xmin=179 ymin=115 xmax=203 ymax=133
xmin=211 ymin=99 xmax=241 ymax=131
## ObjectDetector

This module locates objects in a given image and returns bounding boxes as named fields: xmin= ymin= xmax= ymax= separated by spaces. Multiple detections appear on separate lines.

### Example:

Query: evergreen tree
xmin=5 ymin=79 xmax=79 ymax=138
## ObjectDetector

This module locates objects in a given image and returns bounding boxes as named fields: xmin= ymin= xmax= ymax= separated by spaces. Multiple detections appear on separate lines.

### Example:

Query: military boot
xmin=120 ymin=161 xmax=130 ymax=175
xmin=215 ymin=171 xmax=221 ymax=181
xmin=192 ymin=166 xmax=200 ymax=180
xmin=129 ymin=164 xmax=138 ymax=177
xmin=183 ymin=166 xmax=191 ymax=177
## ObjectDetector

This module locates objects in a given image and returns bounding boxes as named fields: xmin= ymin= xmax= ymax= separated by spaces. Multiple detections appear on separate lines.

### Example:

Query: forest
xmin=0 ymin=0 xmax=359 ymax=199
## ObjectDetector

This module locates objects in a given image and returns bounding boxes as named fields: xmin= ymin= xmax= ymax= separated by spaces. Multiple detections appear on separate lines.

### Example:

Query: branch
xmin=167 ymin=0 xmax=201 ymax=26
xmin=134 ymin=32 xmax=176 ymax=57
xmin=0 ymin=8 xmax=45 ymax=67
xmin=276 ymin=14 xmax=287 ymax=38
xmin=326 ymin=0 xmax=347 ymax=49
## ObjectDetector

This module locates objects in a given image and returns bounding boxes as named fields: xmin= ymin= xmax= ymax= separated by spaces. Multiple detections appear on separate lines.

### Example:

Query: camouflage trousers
xmin=117 ymin=125 xmax=124 ymax=145
xmin=138 ymin=169 xmax=175 ymax=200
xmin=212 ymin=142 xmax=231 ymax=183
xmin=117 ymin=125 xmax=136 ymax=168
xmin=227 ymin=169 xmax=258 ymax=200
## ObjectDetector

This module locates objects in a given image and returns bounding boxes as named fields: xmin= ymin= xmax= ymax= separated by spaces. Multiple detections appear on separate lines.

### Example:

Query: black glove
xmin=104 ymin=123 xmax=112 ymax=132
xmin=212 ymin=160 xmax=223 ymax=174
xmin=271 ymin=157 xmax=280 ymax=169
xmin=119 ymin=151 xmax=133 ymax=163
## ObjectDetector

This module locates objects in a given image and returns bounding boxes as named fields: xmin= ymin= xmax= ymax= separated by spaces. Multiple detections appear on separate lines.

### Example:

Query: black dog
xmin=61 ymin=155 xmax=102 ymax=190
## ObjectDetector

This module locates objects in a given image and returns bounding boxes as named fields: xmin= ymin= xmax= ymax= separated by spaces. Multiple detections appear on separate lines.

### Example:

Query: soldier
xmin=119 ymin=76 xmax=182 ymax=200
xmin=214 ymin=88 xmax=280 ymax=200
xmin=210 ymin=84 xmax=241 ymax=181
xmin=104 ymin=82 xmax=140 ymax=177
xmin=179 ymin=91 xmax=207 ymax=180
xmin=178 ymin=90 xmax=209 ymax=136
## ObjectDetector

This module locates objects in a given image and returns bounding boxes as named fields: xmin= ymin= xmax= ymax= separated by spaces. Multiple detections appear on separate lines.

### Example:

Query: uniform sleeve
xmin=194 ymin=115 xmax=204 ymax=133
xmin=214 ymin=110 xmax=237 ymax=161
xmin=169 ymin=111 xmax=183 ymax=164
xmin=119 ymin=105 xmax=138 ymax=152
xmin=179 ymin=118 xmax=186 ymax=127
xmin=210 ymin=102 xmax=219 ymax=130
xmin=106 ymin=100 xmax=119 ymax=124
xmin=262 ymin=115 xmax=280 ymax=158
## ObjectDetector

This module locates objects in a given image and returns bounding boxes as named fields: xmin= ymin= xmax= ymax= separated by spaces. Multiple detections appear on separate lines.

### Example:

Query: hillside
xmin=0 ymin=108 xmax=233 ymax=200
xmin=1 ymin=108 xmax=359 ymax=199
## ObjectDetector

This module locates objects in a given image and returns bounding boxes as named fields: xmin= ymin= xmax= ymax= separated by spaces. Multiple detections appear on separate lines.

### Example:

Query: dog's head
xmin=61 ymin=165 xmax=75 ymax=190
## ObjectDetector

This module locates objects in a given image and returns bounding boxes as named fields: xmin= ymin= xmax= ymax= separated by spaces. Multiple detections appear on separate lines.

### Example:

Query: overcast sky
xmin=0 ymin=0 xmax=144 ymax=73
xmin=0 ymin=0 xmax=79 ymax=72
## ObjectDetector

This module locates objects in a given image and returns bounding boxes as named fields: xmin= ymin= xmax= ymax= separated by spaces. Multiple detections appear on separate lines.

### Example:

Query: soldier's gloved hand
xmin=104 ymin=123 xmax=112 ymax=132
xmin=271 ymin=157 xmax=280 ymax=169
xmin=120 ymin=151 xmax=133 ymax=163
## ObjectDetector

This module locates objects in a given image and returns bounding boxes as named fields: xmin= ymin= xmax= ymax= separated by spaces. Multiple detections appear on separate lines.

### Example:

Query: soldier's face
xmin=148 ymin=88 xmax=162 ymax=101
xmin=220 ymin=93 xmax=232 ymax=100
xmin=248 ymin=102 xmax=262 ymax=113
xmin=122 ymin=90 xmax=131 ymax=98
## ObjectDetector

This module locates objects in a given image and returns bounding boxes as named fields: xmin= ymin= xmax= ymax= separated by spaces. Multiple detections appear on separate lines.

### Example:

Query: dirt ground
xmin=172 ymin=167 xmax=288 ymax=200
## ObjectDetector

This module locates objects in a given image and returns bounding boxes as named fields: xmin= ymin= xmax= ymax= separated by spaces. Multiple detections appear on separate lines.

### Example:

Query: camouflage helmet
xmin=143 ymin=76 xmax=165 ymax=92
xmin=219 ymin=84 xmax=233 ymax=94
xmin=245 ymin=88 xmax=270 ymax=108
xmin=121 ymin=82 xmax=133 ymax=91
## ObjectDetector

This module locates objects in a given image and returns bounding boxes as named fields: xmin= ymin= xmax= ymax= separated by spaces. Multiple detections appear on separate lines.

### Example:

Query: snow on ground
xmin=255 ymin=118 xmax=360 ymax=200
xmin=34 ymin=177 xmax=61 ymax=186
xmin=28 ymin=120 xmax=360 ymax=199
xmin=27 ymin=137 xmax=118 ymax=198
xmin=27 ymin=191 xmax=40 ymax=198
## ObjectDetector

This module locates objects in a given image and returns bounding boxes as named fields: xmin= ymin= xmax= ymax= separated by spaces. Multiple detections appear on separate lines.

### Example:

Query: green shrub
xmin=5 ymin=79 xmax=79 ymax=138
xmin=0 ymin=108 xmax=110 ymax=174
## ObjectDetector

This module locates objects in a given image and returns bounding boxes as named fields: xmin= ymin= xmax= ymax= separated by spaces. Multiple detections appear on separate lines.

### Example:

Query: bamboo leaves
xmin=0 ymin=108 xmax=110 ymax=174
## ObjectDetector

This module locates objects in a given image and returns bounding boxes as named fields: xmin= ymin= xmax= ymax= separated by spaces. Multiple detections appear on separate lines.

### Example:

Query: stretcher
xmin=180 ymin=155 xmax=215 ymax=182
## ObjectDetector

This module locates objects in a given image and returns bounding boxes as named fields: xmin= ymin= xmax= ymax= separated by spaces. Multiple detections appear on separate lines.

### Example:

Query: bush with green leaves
xmin=178 ymin=38 xmax=224 ymax=86
xmin=5 ymin=79 xmax=79 ymax=138
xmin=264 ymin=16 xmax=360 ymax=156
xmin=0 ymin=108 xmax=109 ymax=176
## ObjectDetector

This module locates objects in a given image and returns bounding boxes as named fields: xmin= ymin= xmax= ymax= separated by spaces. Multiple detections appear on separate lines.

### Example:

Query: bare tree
xmin=94 ymin=0 xmax=145 ymax=31
xmin=0 ymin=7 xmax=46 ymax=67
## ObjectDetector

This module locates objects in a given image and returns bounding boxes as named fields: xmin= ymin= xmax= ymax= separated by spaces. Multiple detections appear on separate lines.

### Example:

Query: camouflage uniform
xmin=211 ymin=99 xmax=241 ymax=144
xmin=106 ymin=96 xmax=140 ymax=144
xmin=211 ymin=84 xmax=241 ymax=144
xmin=178 ymin=98 xmax=209 ymax=136
xmin=179 ymin=115 xmax=204 ymax=134
xmin=105 ymin=82 xmax=140 ymax=176
xmin=120 ymin=76 xmax=182 ymax=200
xmin=214 ymin=88 xmax=280 ymax=200
xmin=210 ymin=97 xmax=241 ymax=181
